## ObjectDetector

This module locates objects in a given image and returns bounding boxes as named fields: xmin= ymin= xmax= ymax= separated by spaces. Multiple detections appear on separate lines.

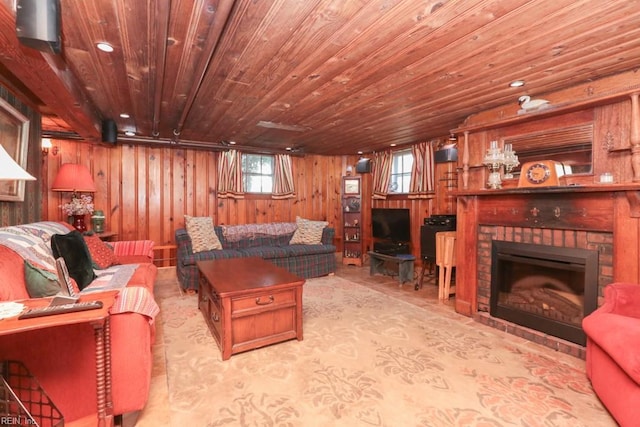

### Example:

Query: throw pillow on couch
xmin=24 ymin=260 xmax=62 ymax=298
xmin=290 ymin=216 xmax=328 ymax=245
xmin=185 ymin=215 xmax=222 ymax=253
xmin=51 ymin=230 xmax=96 ymax=290
xmin=83 ymin=233 xmax=119 ymax=269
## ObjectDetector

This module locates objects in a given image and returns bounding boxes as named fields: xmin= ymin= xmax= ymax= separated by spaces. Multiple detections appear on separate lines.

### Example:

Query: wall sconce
xmin=346 ymin=165 xmax=353 ymax=176
xmin=41 ymin=138 xmax=58 ymax=156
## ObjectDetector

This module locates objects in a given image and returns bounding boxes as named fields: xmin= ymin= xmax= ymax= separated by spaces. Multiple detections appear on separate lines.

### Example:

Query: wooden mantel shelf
xmin=455 ymin=183 xmax=640 ymax=196
xmin=455 ymin=183 xmax=640 ymax=218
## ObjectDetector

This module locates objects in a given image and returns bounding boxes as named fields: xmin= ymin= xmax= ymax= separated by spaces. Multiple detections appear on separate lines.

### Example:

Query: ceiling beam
xmin=0 ymin=1 xmax=101 ymax=141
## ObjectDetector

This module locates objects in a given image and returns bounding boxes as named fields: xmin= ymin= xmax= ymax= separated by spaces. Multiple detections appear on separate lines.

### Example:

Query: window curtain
xmin=372 ymin=150 xmax=392 ymax=200
xmin=272 ymin=154 xmax=295 ymax=199
xmin=217 ymin=149 xmax=244 ymax=199
xmin=408 ymin=140 xmax=436 ymax=198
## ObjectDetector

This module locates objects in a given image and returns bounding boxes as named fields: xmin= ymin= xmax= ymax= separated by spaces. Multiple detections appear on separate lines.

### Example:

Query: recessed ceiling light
xmin=228 ymin=141 xmax=236 ymax=145
xmin=96 ymin=42 xmax=114 ymax=53
xmin=390 ymin=143 xmax=397 ymax=147
xmin=119 ymin=113 xmax=130 ymax=119
xmin=509 ymin=80 xmax=525 ymax=87
xmin=124 ymin=131 xmax=135 ymax=136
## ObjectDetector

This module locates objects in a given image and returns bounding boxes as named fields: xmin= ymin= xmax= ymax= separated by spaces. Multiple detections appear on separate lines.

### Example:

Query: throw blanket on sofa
xmin=221 ymin=222 xmax=297 ymax=242
xmin=82 ymin=264 xmax=138 ymax=293
xmin=0 ymin=222 xmax=72 ymax=271
xmin=110 ymin=286 xmax=160 ymax=324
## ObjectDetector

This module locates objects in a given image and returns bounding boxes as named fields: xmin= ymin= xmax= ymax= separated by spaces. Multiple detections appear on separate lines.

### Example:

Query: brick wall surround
xmin=475 ymin=225 xmax=613 ymax=359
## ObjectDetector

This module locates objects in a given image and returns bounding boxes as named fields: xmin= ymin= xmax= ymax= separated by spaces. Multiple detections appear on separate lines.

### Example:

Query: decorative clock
xmin=517 ymin=160 xmax=565 ymax=187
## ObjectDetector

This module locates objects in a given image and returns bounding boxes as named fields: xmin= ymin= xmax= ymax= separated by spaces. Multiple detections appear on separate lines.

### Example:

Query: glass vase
xmin=72 ymin=214 xmax=87 ymax=232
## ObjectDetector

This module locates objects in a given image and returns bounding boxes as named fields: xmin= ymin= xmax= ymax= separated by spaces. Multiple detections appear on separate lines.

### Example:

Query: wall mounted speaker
xmin=102 ymin=119 xmax=118 ymax=144
xmin=15 ymin=0 xmax=61 ymax=54
xmin=355 ymin=158 xmax=371 ymax=173
xmin=434 ymin=148 xmax=458 ymax=163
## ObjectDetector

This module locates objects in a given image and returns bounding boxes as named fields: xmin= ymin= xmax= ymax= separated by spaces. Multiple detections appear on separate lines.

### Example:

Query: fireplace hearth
xmin=490 ymin=240 xmax=598 ymax=346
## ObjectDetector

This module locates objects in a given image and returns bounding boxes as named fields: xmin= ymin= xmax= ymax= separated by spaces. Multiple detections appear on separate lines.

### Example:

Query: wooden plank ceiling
xmin=1 ymin=0 xmax=640 ymax=155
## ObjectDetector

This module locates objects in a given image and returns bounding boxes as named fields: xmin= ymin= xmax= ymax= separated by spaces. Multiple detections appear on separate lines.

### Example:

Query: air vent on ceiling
xmin=256 ymin=121 xmax=310 ymax=132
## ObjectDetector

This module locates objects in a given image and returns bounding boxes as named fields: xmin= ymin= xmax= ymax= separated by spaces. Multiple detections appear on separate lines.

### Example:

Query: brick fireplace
xmin=476 ymin=225 xmax=611 ymax=353
xmin=454 ymin=188 xmax=639 ymax=359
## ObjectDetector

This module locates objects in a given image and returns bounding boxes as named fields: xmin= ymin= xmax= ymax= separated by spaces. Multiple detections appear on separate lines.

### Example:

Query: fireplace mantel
xmin=454 ymin=185 xmax=640 ymax=317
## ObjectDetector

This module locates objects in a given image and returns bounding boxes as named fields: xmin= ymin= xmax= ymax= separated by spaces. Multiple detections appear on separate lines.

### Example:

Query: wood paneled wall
xmin=43 ymin=143 xmax=343 ymax=245
xmin=41 ymin=143 xmax=447 ymax=261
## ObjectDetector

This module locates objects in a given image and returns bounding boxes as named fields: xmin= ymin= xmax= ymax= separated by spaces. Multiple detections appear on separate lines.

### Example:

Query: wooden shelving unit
xmin=342 ymin=176 xmax=362 ymax=266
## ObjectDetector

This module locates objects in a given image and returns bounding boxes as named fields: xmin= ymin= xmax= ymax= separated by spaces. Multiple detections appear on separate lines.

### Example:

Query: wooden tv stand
xmin=368 ymin=251 xmax=416 ymax=285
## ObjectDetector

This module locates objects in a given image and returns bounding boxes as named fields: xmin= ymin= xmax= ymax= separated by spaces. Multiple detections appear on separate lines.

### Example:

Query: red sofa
xmin=0 ymin=221 xmax=158 ymax=424
xmin=582 ymin=282 xmax=640 ymax=427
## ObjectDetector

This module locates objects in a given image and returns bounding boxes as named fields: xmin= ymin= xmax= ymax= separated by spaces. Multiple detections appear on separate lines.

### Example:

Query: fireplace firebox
xmin=490 ymin=241 xmax=599 ymax=345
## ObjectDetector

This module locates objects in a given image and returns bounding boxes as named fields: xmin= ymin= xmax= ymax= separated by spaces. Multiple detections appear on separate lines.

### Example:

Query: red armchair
xmin=582 ymin=282 xmax=640 ymax=427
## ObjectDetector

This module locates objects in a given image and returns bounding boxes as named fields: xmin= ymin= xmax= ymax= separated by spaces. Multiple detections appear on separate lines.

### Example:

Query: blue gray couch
xmin=175 ymin=223 xmax=336 ymax=290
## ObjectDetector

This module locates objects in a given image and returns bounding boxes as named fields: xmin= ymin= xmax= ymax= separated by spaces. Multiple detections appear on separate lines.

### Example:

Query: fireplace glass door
xmin=490 ymin=241 xmax=598 ymax=345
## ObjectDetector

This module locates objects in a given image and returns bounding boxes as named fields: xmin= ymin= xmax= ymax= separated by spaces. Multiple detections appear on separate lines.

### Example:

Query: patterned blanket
xmin=221 ymin=222 xmax=297 ymax=242
xmin=0 ymin=221 xmax=71 ymax=271
xmin=110 ymin=286 xmax=160 ymax=323
xmin=82 ymin=264 xmax=138 ymax=293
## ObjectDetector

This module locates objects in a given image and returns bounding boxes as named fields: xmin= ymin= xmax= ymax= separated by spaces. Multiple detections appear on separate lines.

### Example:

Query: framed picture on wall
xmin=0 ymin=97 xmax=30 ymax=201
xmin=343 ymin=177 xmax=360 ymax=195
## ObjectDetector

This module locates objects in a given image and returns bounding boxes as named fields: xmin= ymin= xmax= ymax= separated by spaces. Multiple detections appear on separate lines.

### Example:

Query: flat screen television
xmin=372 ymin=208 xmax=410 ymax=243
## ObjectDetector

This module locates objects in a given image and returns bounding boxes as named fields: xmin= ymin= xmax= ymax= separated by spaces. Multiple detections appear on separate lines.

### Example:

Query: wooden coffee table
xmin=197 ymin=257 xmax=305 ymax=360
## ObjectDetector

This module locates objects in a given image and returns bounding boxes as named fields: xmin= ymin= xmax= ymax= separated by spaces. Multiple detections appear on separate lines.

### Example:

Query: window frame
xmin=388 ymin=149 xmax=413 ymax=194
xmin=241 ymin=153 xmax=275 ymax=194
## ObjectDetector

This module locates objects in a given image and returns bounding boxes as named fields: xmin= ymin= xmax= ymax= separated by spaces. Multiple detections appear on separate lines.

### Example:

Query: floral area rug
xmin=159 ymin=275 xmax=614 ymax=427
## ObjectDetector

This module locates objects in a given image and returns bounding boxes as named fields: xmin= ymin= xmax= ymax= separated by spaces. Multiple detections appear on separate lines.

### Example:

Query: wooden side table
xmin=0 ymin=292 xmax=117 ymax=427
xmin=96 ymin=231 xmax=118 ymax=241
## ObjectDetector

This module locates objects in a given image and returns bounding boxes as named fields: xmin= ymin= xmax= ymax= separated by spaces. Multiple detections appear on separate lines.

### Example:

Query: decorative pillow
xmin=83 ymin=233 xmax=119 ymax=269
xmin=289 ymin=216 xmax=328 ymax=245
xmin=24 ymin=260 xmax=61 ymax=298
xmin=185 ymin=215 xmax=222 ymax=253
xmin=51 ymin=230 xmax=97 ymax=290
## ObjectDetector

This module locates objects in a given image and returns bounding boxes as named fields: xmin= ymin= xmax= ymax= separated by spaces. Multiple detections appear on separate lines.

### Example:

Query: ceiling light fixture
xmin=509 ymin=80 xmax=525 ymax=87
xmin=124 ymin=131 xmax=135 ymax=136
xmin=119 ymin=113 xmax=130 ymax=119
xmin=96 ymin=42 xmax=114 ymax=53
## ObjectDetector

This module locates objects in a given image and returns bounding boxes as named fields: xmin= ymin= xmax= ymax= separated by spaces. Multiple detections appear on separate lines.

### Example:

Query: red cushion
xmin=83 ymin=233 xmax=119 ymax=269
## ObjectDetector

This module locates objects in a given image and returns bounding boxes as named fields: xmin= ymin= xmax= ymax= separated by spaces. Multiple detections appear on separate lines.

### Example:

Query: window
xmin=242 ymin=154 xmax=274 ymax=193
xmin=389 ymin=150 xmax=413 ymax=193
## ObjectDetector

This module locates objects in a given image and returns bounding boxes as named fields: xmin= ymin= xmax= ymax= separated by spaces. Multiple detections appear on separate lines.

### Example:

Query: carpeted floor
xmin=135 ymin=268 xmax=615 ymax=427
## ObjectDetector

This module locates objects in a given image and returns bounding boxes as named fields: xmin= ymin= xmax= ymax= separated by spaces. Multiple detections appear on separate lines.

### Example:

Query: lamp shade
xmin=51 ymin=163 xmax=96 ymax=192
xmin=0 ymin=144 xmax=35 ymax=181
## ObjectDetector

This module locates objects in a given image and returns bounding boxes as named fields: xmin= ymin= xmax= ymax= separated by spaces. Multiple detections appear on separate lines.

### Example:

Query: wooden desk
xmin=0 ymin=292 xmax=117 ymax=427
